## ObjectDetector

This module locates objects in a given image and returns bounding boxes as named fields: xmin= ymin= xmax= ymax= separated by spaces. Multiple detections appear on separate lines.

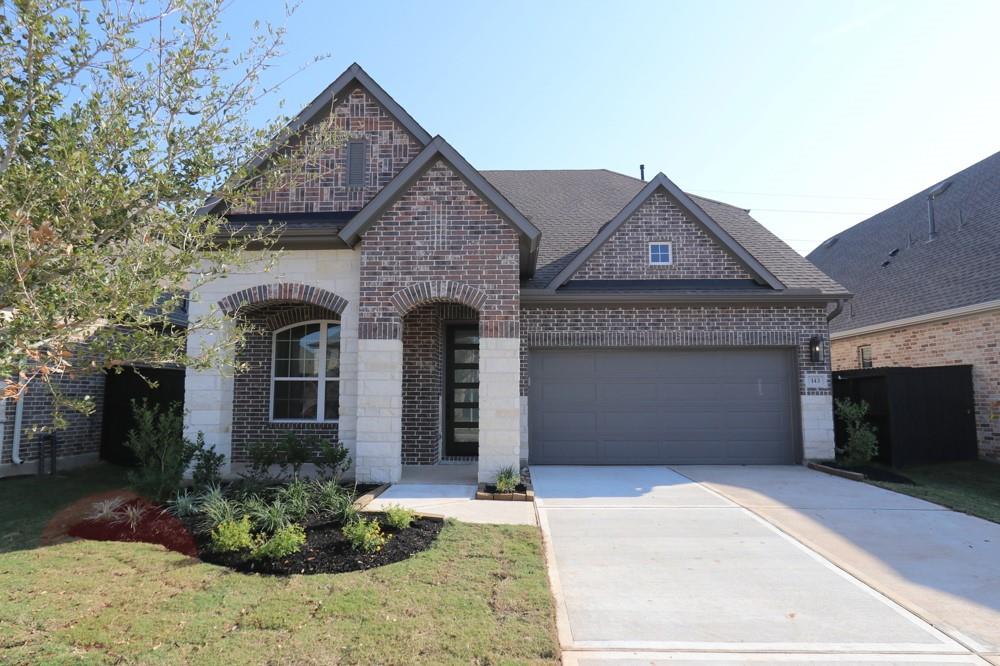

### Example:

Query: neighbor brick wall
xmin=0 ymin=371 xmax=104 ymax=467
xmin=230 ymin=303 xmax=341 ymax=463
xmin=519 ymin=304 xmax=831 ymax=397
xmin=573 ymin=191 xmax=752 ymax=281
xmin=401 ymin=303 xmax=477 ymax=464
xmin=231 ymin=84 xmax=423 ymax=214
xmin=358 ymin=160 xmax=520 ymax=339
xmin=831 ymin=308 xmax=1000 ymax=460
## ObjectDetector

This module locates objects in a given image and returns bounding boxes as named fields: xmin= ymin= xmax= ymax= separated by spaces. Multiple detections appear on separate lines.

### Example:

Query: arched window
xmin=271 ymin=321 xmax=341 ymax=422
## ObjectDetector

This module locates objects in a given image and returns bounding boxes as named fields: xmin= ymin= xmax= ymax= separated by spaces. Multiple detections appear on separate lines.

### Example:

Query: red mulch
xmin=66 ymin=498 xmax=198 ymax=557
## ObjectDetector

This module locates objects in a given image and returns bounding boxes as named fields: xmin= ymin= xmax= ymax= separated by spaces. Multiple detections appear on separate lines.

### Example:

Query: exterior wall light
xmin=809 ymin=335 xmax=824 ymax=363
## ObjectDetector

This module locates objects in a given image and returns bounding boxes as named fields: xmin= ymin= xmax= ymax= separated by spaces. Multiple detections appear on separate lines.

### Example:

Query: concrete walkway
xmin=531 ymin=465 xmax=998 ymax=665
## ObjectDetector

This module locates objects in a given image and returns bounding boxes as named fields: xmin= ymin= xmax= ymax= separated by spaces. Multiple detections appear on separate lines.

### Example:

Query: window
xmin=858 ymin=345 xmax=873 ymax=369
xmin=649 ymin=242 xmax=673 ymax=265
xmin=347 ymin=141 xmax=366 ymax=187
xmin=271 ymin=321 xmax=341 ymax=422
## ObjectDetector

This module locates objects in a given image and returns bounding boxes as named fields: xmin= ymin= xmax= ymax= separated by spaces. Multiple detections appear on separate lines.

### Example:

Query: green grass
xmin=869 ymin=460 xmax=1000 ymax=524
xmin=0 ymin=466 xmax=559 ymax=665
xmin=0 ymin=463 xmax=130 ymax=553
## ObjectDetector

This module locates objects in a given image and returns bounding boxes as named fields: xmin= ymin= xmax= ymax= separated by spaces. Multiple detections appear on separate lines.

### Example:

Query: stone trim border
xmin=475 ymin=481 xmax=535 ymax=502
xmin=218 ymin=283 xmax=349 ymax=316
xmin=352 ymin=483 xmax=391 ymax=510
xmin=390 ymin=280 xmax=488 ymax=316
xmin=807 ymin=461 xmax=865 ymax=481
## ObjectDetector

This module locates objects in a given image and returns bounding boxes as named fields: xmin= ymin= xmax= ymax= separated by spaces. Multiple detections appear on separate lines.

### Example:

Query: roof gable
xmin=545 ymin=172 xmax=784 ymax=291
xmin=339 ymin=136 xmax=541 ymax=276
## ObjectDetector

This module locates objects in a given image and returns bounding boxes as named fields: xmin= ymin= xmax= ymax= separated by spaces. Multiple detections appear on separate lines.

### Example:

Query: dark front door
xmin=445 ymin=325 xmax=479 ymax=457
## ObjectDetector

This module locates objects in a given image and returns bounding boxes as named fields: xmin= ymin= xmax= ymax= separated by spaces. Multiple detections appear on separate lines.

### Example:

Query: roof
xmin=807 ymin=150 xmax=1000 ymax=333
xmin=482 ymin=169 xmax=848 ymax=294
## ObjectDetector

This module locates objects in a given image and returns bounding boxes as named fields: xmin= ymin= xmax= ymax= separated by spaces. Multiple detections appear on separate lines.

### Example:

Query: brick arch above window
xmin=218 ymin=283 xmax=349 ymax=317
xmin=390 ymin=280 xmax=488 ymax=317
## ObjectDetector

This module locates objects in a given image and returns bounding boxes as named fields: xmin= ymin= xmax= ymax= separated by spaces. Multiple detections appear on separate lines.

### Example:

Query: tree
xmin=0 ymin=0 xmax=325 ymax=424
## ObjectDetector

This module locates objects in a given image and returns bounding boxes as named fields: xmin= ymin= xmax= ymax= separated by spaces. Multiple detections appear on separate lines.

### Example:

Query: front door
xmin=445 ymin=325 xmax=479 ymax=457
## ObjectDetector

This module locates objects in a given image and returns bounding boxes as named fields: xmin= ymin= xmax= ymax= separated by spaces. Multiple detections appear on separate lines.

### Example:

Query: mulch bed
xmin=482 ymin=482 xmax=528 ymax=494
xmin=192 ymin=515 xmax=443 ymax=576
xmin=826 ymin=461 xmax=916 ymax=485
xmin=66 ymin=498 xmax=199 ymax=557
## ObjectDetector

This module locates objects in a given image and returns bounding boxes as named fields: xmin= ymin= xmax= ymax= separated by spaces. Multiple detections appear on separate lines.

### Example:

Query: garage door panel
xmin=530 ymin=349 xmax=797 ymax=465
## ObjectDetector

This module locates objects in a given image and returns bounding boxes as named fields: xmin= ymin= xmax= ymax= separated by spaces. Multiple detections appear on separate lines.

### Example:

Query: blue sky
xmin=228 ymin=0 xmax=1000 ymax=255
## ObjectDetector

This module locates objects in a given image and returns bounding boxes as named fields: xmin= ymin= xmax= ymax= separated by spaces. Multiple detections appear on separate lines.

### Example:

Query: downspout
xmin=0 ymin=400 xmax=5 ymax=464
xmin=11 ymin=397 xmax=24 ymax=465
xmin=827 ymin=299 xmax=845 ymax=322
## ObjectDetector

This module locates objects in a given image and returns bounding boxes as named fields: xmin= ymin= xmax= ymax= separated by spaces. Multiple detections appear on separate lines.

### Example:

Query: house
xmin=808 ymin=151 xmax=1000 ymax=462
xmin=185 ymin=63 xmax=850 ymax=483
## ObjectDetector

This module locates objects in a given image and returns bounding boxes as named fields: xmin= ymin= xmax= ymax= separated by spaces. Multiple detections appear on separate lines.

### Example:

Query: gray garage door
xmin=529 ymin=349 xmax=797 ymax=465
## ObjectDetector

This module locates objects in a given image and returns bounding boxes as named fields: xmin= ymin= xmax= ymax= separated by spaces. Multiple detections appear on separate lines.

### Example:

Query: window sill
xmin=269 ymin=419 xmax=340 ymax=425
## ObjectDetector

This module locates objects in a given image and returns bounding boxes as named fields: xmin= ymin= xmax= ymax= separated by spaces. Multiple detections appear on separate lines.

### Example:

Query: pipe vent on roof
xmin=926 ymin=180 xmax=951 ymax=241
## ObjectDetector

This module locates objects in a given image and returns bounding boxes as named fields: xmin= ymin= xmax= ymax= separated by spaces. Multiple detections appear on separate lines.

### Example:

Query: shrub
xmin=112 ymin=503 xmax=146 ymax=532
xmin=252 ymin=524 xmax=306 ymax=560
xmin=244 ymin=440 xmax=281 ymax=483
xmin=341 ymin=517 xmax=387 ymax=553
xmin=835 ymin=398 xmax=879 ymax=465
xmin=87 ymin=497 xmax=126 ymax=522
xmin=167 ymin=489 xmax=199 ymax=518
xmin=278 ymin=480 xmax=313 ymax=522
xmin=314 ymin=439 xmax=351 ymax=481
xmin=211 ymin=516 xmax=254 ymax=553
xmin=125 ymin=400 xmax=197 ymax=501
xmin=191 ymin=433 xmax=225 ymax=489
xmin=199 ymin=488 xmax=240 ymax=533
xmin=245 ymin=496 xmax=291 ymax=534
xmin=279 ymin=432 xmax=312 ymax=480
xmin=382 ymin=504 xmax=415 ymax=530
xmin=494 ymin=466 xmax=520 ymax=494
xmin=311 ymin=480 xmax=357 ymax=524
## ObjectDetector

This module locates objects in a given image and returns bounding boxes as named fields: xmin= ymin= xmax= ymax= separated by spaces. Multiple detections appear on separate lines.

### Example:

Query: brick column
xmin=477 ymin=337 xmax=521 ymax=483
xmin=354 ymin=337 xmax=403 ymax=483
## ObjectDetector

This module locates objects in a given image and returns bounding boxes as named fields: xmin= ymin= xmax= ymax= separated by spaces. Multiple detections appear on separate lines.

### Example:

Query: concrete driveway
xmin=531 ymin=465 xmax=1000 ymax=665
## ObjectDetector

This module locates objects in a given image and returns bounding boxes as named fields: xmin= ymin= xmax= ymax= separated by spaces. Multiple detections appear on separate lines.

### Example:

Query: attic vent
xmin=888 ymin=248 xmax=899 ymax=257
xmin=347 ymin=141 xmax=366 ymax=187
xmin=824 ymin=237 xmax=839 ymax=249
xmin=881 ymin=260 xmax=891 ymax=268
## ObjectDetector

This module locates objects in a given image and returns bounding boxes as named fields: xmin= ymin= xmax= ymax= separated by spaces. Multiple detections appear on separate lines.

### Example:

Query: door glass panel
xmin=454 ymin=408 xmax=478 ymax=422
xmin=454 ymin=330 xmax=479 ymax=344
xmin=454 ymin=349 xmax=478 ymax=364
xmin=453 ymin=428 xmax=478 ymax=442
xmin=454 ymin=388 xmax=478 ymax=403
xmin=454 ymin=369 xmax=478 ymax=384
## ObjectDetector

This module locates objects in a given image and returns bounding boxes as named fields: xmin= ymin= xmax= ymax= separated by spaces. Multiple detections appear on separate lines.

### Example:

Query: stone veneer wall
xmin=573 ymin=191 xmax=752 ymax=281
xmin=831 ymin=308 xmax=1000 ymax=461
xmin=231 ymin=84 xmax=423 ymax=214
xmin=519 ymin=304 xmax=835 ymax=460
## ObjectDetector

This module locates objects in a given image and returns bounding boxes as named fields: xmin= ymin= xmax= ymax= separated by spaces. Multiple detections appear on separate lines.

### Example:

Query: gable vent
xmin=347 ymin=141 xmax=366 ymax=187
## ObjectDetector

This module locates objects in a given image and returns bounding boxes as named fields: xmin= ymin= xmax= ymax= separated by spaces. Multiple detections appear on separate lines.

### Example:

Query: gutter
xmin=831 ymin=298 xmax=1000 ymax=340
xmin=10 ymin=397 xmax=23 ymax=465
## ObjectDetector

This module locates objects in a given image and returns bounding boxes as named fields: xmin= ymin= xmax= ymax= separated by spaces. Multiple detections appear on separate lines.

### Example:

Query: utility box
xmin=832 ymin=366 xmax=977 ymax=468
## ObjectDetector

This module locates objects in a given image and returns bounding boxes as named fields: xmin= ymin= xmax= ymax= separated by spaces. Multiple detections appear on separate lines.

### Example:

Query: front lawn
xmin=0 ymin=467 xmax=559 ymax=665
xmin=868 ymin=460 xmax=1000 ymax=524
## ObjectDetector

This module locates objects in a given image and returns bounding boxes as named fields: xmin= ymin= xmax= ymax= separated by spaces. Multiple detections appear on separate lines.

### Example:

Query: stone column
xmin=801 ymin=394 xmax=835 ymax=460
xmin=183 ymin=322 xmax=235 ymax=476
xmin=354 ymin=338 xmax=403 ymax=483
xmin=477 ymin=337 xmax=521 ymax=483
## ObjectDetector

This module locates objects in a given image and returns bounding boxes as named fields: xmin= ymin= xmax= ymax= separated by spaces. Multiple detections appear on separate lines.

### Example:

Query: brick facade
xmin=573 ymin=191 xmax=752 ymax=281
xmin=231 ymin=84 xmax=423 ymax=215
xmin=358 ymin=160 xmax=521 ymax=340
xmin=831 ymin=308 xmax=1000 ymax=460
xmin=230 ymin=303 xmax=342 ymax=463
xmin=520 ymin=304 xmax=831 ymax=396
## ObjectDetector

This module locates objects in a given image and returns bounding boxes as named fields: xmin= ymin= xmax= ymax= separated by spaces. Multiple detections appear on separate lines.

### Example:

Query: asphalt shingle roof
xmin=482 ymin=169 xmax=847 ymax=294
xmin=807 ymin=150 xmax=1000 ymax=333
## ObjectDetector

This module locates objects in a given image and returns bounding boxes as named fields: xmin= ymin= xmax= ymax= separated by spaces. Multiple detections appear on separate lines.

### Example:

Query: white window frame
xmin=648 ymin=241 xmax=673 ymax=266
xmin=858 ymin=344 xmax=873 ymax=369
xmin=270 ymin=320 xmax=340 ymax=423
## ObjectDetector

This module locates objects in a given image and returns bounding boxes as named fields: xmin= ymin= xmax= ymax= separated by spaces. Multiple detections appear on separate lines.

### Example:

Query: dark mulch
xmin=66 ymin=498 xmax=198 ymax=557
xmin=194 ymin=515 xmax=443 ymax=576
xmin=483 ymin=483 xmax=528 ymax=494
xmin=826 ymin=461 xmax=916 ymax=485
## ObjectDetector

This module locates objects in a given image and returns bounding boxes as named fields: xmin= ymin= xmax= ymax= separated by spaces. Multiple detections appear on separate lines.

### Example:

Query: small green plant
xmin=311 ymin=480 xmax=356 ymax=523
xmin=87 ymin=497 xmax=126 ymax=522
xmin=245 ymin=496 xmax=291 ymax=534
xmin=191 ymin=433 xmax=225 ymax=489
xmin=278 ymin=479 xmax=313 ymax=521
xmin=382 ymin=504 xmax=415 ymax=530
xmin=167 ymin=489 xmax=199 ymax=518
xmin=835 ymin=397 xmax=879 ymax=465
xmin=112 ymin=504 xmax=146 ymax=532
xmin=494 ymin=466 xmax=520 ymax=494
xmin=125 ymin=400 xmax=197 ymax=501
xmin=279 ymin=432 xmax=312 ymax=480
xmin=198 ymin=488 xmax=240 ymax=533
xmin=210 ymin=516 xmax=254 ymax=553
xmin=244 ymin=439 xmax=281 ymax=483
xmin=252 ymin=524 xmax=306 ymax=560
xmin=314 ymin=439 xmax=352 ymax=481
xmin=342 ymin=517 xmax=388 ymax=553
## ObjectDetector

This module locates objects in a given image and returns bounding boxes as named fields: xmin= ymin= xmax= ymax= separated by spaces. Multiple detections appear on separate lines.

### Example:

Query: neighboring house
xmin=186 ymin=63 xmax=850 ymax=483
xmin=808 ymin=150 xmax=1000 ymax=462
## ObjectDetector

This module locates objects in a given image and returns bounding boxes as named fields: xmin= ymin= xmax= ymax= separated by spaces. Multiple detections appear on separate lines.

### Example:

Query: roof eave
xmin=521 ymin=288 xmax=848 ymax=306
